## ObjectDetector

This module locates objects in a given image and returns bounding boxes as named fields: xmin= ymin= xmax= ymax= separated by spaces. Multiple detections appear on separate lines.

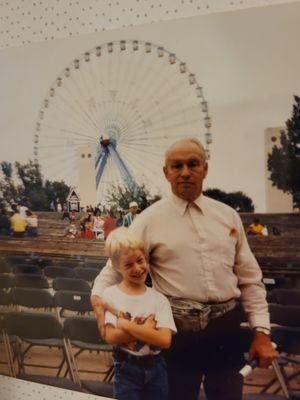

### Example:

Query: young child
xmin=100 ymin=227 xmax=176 ymax=400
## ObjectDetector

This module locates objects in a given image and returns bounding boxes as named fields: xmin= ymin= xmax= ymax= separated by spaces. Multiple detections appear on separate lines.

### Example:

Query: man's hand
xmin=90 ymin=294 xmax=118 ymax=336
xmin=248 ymin=331 xmax=278 ymax=368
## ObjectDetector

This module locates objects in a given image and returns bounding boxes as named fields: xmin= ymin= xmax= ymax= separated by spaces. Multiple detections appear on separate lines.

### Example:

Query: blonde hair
xmin=105 ymin=227 xmax=146 ymax=269
xmin=164 ymin=137 xmax=206 ymax=166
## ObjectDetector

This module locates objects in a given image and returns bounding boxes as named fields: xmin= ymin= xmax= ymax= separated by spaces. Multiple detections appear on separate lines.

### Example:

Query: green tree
xmin=106 ymin=184 xmax=161 ymax=211
xmin=15 ymin=161 xmax=43 ymax=198
xmin=204 ymin=188 xmax=254 ymax=212
xmin=0 ymin=160 xmax=70 ymax=211
xmin=0 ymin=162 xmax=22 ymax=204
xmin=45 ymin=180 xmax=70 ymax=209
xmin=268 ymin=95 xmax=300 ymax=208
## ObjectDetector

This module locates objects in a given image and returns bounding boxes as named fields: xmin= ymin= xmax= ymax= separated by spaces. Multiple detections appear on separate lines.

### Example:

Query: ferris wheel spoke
xmin=39 ymin=135 xmax=97 ymax=147
xmin=125 ymin=110 xmax=200 ymax=141
xmin=120 ymin=145 xmax=164 ymax=167
xmin=63 ymin=75 xmax=102 ymax=132
xmin=122 ymin=154 xmax=163 ymax=195
xmin=40 ymin=123 xmax=98 ymax=141
xmin=46 ymin=90 xmax=100 ymax=135
xmin=119 ymin=143 xmax=165 ymax=159
xmin=118 ymin=93 xmax=196 ymax=142
xmin=72 ymin=66 xmax=105 ymax=130
xmin=136 ymin=80 xmax=190 ymax=123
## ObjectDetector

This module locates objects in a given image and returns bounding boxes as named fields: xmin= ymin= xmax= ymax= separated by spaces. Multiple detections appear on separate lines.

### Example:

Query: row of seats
xmin=0 ymin=287 xmax=93 ymax=317
xmin=0 ymin=266 xmax=99 ymax=288
xmin=0 ymin=311 xmax=114 ymax=397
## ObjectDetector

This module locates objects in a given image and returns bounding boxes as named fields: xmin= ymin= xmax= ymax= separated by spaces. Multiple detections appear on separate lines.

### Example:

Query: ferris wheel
xmin=34 ymin=39 xmax=213 ymax=204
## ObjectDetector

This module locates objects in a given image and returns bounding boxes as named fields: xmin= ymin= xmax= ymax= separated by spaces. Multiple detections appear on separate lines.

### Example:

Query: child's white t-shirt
xmin=103 ymin=285 xmax=177 ymax=356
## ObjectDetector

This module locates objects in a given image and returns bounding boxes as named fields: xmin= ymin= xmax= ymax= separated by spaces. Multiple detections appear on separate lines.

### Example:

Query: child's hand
xmin=143 ymin=314 xmax=157 ymax=329
xmin=117 ymin=317 xmax=130 ymax=330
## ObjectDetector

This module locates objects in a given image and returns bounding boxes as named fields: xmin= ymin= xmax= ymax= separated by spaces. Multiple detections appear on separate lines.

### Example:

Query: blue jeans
xmin=113 ymin=355 xmax=168 ymax=400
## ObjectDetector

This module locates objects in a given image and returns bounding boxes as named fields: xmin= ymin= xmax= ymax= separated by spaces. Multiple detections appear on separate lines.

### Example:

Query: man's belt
xmin=168 ymin=297 xmax=237 ymax=332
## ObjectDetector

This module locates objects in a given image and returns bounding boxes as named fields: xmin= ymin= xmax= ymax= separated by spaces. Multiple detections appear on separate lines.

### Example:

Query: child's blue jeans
xmin=113 ymin=354 xmax=168 ymax=400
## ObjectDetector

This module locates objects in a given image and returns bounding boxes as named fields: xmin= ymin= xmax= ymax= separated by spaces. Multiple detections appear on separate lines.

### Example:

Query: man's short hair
xmin=164 ymin=137 xmax=206 ymax=166
xmin=105 ymin=227 xmax=146 ymax=269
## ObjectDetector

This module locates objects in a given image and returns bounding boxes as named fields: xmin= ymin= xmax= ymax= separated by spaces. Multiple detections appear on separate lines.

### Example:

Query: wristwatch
xmin=253 ymin=327 xmax=270 ymax=336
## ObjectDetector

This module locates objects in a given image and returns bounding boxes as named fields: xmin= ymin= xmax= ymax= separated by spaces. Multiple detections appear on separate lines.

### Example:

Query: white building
xmin=77 ymin=146 xmax=97 ymax=207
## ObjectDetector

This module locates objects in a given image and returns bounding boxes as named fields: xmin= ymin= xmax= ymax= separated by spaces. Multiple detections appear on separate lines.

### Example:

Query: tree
xmin=15 ymin=161 xmax=43 ymax=198
xmin=106 ymin=184 xmax=161 ymax=211
xmin=0 ymin=160 xmax=70 ymax=211
xmin=268 ymin=95 xmax=300 ymax=208
xmin=0 ymin=162 xmax=22 ymax=204
xmin=44 ymin=180 xmax=70 ymax=209
xmin=204 ymin=188 xmax=254 ymax=212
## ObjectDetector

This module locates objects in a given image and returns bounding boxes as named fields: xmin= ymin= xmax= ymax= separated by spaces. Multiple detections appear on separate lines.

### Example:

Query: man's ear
xmin=203 ymin=162 xmax=208 ymax=179
xmin=163 ymin=165 xmax=168 ymax=180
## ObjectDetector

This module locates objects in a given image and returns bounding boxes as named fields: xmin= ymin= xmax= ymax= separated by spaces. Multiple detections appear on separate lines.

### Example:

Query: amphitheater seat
xmin=54 ymin=290 xmax=93 ymax=317
xmin=12 ymin=287 xmax=54 ymax=311
xmin=52 ymin=278 xmax=90 ymax=293
xmin=44 ymin=266 xmax=75 ymax=279
xmin=74 ymin=267 xmax=99 ymax=282
xmin=14 ymin=273 xmax=49 ymax=289
xmin=3 ymin=311 xmax=79 ymax=389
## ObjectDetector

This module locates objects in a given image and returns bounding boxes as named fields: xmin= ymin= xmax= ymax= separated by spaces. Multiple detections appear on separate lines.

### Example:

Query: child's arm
xmin=104 ymin=324 xmax=137 ymax=345
xmin=117 ymin=315 xmax=172 ymax=349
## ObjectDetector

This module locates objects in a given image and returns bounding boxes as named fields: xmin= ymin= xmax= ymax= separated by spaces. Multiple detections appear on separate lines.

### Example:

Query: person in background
xmin=65 ymin=221 xmax=79 ymax=239
xmin=18 ymin=201 xmax=28 ymax=219
xmin=93 ymin=211 xmax=105 ymax=240
xmin=0 ymin=207 xmax=11 ymax=236
xmin=123 ymin=201 xmax=139 ymax=227
xmin=247 ymin=218 xmax=268 ymax=236
xmin=103 ymin=210 xmax=117 ymax=240
xmin=25 ymin=210 xmax=38 ymax=237
xmin=61 ymin=206 xmax=70 ymax=221
xmin=115 ymin=210 xmax=124 ymax=228
xmin=10 ymin=209 xmax=26 ymax=237
xmin=80 ymin=218 xmax=96 ymax=240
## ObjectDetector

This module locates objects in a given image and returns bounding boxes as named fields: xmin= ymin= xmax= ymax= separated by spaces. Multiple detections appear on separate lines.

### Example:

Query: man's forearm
xmin=91 ymin=259 xmax=121 ymax=297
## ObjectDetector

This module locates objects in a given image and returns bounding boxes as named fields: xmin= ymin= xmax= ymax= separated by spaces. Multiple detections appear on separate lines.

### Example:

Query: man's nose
xmin=180 ymin=164 xmax=191 ymax=177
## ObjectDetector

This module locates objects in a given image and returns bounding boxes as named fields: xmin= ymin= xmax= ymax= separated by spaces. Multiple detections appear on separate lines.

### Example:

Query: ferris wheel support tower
xmin=77 ymin=145 xmax=97 ymax=207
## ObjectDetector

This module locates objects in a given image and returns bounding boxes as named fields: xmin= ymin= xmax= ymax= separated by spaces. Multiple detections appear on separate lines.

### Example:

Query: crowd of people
xmin=63 ymin=201 xmax=139 ymax=241
xmin=0 ymin=203 xmax=38 ymax=237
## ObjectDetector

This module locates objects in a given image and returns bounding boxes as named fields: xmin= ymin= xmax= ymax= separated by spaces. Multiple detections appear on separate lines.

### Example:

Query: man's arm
xmin=91 ymin=259 xmax=121 ymax=332
xmin=233 ymin=212 xmax=277 ymax=367
xmin=248 ymin=331 xmax=278 ymax=368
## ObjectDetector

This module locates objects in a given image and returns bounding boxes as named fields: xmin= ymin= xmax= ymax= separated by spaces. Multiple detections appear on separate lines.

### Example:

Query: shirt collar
xmin=171 ymin=193 xmax=205 ymax=216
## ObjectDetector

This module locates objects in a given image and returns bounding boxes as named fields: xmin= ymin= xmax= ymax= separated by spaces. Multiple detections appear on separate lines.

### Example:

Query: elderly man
xmin=91 ymin=138 xmax=277 ymax=400
xmin=123 ymin=201 xmax=139 ymax=227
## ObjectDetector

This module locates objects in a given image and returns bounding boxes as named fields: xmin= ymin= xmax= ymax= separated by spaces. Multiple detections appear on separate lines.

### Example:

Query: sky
xmin=1 ymin=2 xmax=300 ymax=211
